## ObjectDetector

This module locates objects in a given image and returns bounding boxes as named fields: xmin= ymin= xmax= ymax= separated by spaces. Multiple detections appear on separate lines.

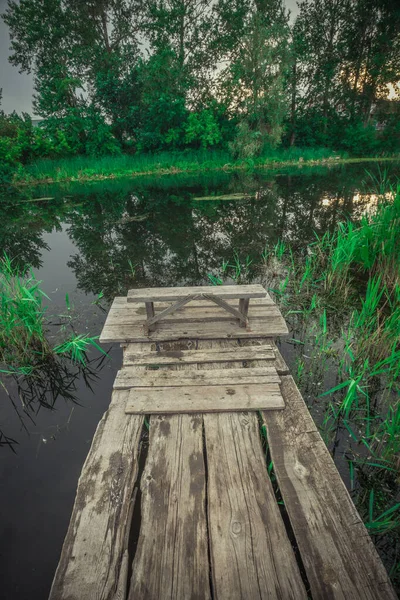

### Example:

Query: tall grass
xmin=0 ymin=254 xmax=107 ymax=446
xmin=0 ymin=254 xmax=51 ymax=370
xmin=209 ymin=185 xmax=400 ymax=587
xmin=17 ymin=146 xmax=342 ymax=185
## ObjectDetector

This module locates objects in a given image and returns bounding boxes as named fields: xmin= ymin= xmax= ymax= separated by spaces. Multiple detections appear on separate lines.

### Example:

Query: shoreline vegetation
xmin=208 ymin=188 xmax=400 ymax=588
xmin=8 ymin=149 xmax=400 ymax=187
xmin=0 ymin=254 xmax=106 ymax=447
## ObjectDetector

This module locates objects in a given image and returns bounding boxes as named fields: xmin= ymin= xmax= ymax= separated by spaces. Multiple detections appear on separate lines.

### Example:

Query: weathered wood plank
xmin=203 ymin=412 xmax=307 ymax=599
xmin=239 ymin=338 xmax=291 ymax=375
xmin=103 ymin=300 xmax=282 ymax=326
xmin=128 ymin=414 xmax=210 ymax=600
xmin=198 ymin=340 xmax=305 ymax=600
xmin=100 ymin=317 xmax=288 ymax=343
xmin=145 ymin=302 xmax=155 ymax=320
xmin=263 ymin=376 xmax=397 ymax=600
xmin=109 ymin=306 xmax=281 ymax=324
xmin=125 ymin=383 xmax=284 ymax=414
xmin=123 ymin=344 xmax=275 ymax=366
xmin=238 ymin=297 xmax=250 ymax=327
xmin=49 ymin=389 xmax=144 ymax=600
xmin=127 ymin=284 xmax=266 ymax=302
xmin=113 ymin=295 xmax=275 ymax=310
xmin=114 ymin=366 xmax=280 ymax=389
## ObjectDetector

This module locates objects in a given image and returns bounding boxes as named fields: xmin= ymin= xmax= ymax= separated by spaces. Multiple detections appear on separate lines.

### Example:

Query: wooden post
xmin=145 ymin=302 xmax=155 ymax=333
xmin=238 ymin=298 xmax=250 ymax=327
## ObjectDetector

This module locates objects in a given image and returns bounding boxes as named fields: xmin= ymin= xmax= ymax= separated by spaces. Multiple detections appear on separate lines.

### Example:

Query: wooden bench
xmin=127 ymin=284 xmax=266 ymax=333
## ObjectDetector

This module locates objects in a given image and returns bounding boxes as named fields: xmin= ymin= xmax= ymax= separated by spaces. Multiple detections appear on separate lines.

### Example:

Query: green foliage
xmin=227 ymin=6 xmax=291 ymax=157
xmin=0 ymin=253 xmax=50 ymax=370
xmin=0 ymin=253 xmax=104 ymax=373
xmin=20 ymin=146 xmax=342 ymax=184
xmin=0 ymin=0 xmax=399 ymax=177
xmin=184 ymin=110 xmax=222 ymax=148
xmin=342 ymin=122 xmax=380 ymax=156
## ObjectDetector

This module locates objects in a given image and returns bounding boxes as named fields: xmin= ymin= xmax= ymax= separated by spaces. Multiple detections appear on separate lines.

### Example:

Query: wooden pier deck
xmin=49 ymin=286 xmax=397 ymax=600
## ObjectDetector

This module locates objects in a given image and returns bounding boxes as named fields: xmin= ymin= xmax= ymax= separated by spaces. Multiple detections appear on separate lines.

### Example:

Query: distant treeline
xmin=1 ymin=0 xmax=399 ymax=178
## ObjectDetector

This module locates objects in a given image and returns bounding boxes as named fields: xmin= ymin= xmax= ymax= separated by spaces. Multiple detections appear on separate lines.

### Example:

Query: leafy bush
xmin=342 ymin=122 xmax=380 ymax=156
xmin=184 ymin=110 xmax=222 ymax=148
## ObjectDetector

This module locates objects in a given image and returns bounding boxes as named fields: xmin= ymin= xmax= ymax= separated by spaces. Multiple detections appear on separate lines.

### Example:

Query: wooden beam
xmin=204 ymin=412 xmax=307 ymax=599
xmin=100 ymin=317 xmax=289 ymax=343
xmin=49 ymin=391 xmax=144 ymax=600
xmin=239 ymin=298 xmax=250 ymax=327
xmin=202 ymin=293 xmax=248 ymax=324
xmin=114 ymin=366 xmax=281 ymax=389
xmin=123 ymin=344 xmax=275 ymax=366
xmin=263 ymin=376 xmax=397 ymax=600
xmin=125 ymin=383 xmax=284 ymax=414
xmin=145 ymin=293 xmax=198 ymax=329
xmin=128 ymin=414 xmax=210 ymax=599
xmin=145 ymin=302 xmax=154 ymax=319
xmin=127 ymin=284 xmax=267 ymax=303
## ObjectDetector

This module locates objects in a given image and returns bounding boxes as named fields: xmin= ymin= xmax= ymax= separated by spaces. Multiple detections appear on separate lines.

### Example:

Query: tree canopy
xmin=1 ymin=0 xmax=399 ymax=166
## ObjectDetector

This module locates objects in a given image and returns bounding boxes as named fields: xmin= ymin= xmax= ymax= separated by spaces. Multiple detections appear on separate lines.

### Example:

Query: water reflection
xmin=2 ymin=162 xmax=397 ymax=303
xmin=1 ymin=352 xmax=108 ymax=450
xmin=1 ymin=162 xmax=399 ymax=599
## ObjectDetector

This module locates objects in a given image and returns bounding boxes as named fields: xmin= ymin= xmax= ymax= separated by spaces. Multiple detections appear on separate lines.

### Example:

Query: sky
xmin=0 ymin=0 xmax=300 ymax=116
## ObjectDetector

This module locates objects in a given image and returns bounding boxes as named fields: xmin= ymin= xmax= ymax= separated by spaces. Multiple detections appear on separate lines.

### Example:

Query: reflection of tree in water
xmin=0 ymin=195 xmax=67 ymax=270
xmin=0 ymin=163 xmax=391 ymax=303
xmin=65 ymin=167 xmax=368 ymax=300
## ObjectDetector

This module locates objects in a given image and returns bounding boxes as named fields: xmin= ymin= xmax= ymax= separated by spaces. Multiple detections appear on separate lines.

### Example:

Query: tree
xmin=224 ymin=1 xmax=290 ymax=156
xmin=294 ymin=0 xmax=350 ymax=142
xmin=3 ymin=0 xmax=143 ymax=145
xmin=342 ymin=0 xmax=400 ymax=125
xmin=142 ymin=0 xmax=218 ymax=104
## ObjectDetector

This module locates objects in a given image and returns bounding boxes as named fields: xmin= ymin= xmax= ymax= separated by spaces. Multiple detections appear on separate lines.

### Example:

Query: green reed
xmin=209 ymin=185 xmax=400 ymax=581
xmin=0 ymin=254 xmax=105 ymax=372
xmin=17 ymin=147 xmax=341 ymax=186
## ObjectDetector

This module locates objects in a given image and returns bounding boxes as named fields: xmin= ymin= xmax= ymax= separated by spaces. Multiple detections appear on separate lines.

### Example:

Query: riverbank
xmin=11 ymin=147 xmax=400 ymax=187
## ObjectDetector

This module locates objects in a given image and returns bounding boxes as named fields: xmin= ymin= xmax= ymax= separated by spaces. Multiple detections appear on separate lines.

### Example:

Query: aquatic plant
xmin=208 ymin=185 xmax=400 ymax=586
xmin=0 ymin=254 xmax=108 ymax=445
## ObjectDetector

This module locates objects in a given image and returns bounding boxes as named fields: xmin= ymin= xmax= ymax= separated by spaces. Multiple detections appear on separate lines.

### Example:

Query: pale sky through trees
xmin=0 ymin=0 xmax=300 ymax=115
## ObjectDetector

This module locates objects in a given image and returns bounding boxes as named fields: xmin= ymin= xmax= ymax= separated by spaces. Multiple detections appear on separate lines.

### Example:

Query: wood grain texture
xmin=127 ymin=284 xmax=266 ymax=302
xmin=114 ymin=366 xmax=280 ymax=388
xmin=109 ymin=305 xmax=281 ymax=324
xmin=194 ymin=340 xmax=305 ymax=599
xmin=238 ymin=298 xmax=250 ymax=327
xmin=239 ymin=338 xmax=291 ymax=375
xmin=123 ymin=344 xmax=275 ymax=366
xmin=112 ymin=295 xmax=275 ymax=309
xmin=146 ymin=293 xmax=198 ymax=326
xmin=202 ymin=293 xmax=248 ymax=324
xmin=203 ymin=412 xmax=307 ymax=600
xmin=128 ymin=414 xmax=210 ymax=600
xmin=125 ymin=383 xmax=284 ymax=414
xmin=263 ymin=376 xmax=397 ymax=600
xmin=100 ymin=317 xmax=288 ymax=343
xmin=49 ymin=389 xmax=144 ymax=600
xmin=102 ymin=297 xmax=281 ymax=326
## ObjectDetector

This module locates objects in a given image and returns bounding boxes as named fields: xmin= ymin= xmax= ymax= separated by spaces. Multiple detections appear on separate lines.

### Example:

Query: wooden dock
xmin=49 ymin=285 xmax=397 ymax=600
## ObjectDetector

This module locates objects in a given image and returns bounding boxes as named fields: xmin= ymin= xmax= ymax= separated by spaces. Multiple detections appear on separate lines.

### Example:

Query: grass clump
xmin=15 ymin=146 xmax=345 ymax=185
xmin=0 ymin=254 xmax=107 ymax=447
xmin=0 ymin=254 xmax=51 ymax=370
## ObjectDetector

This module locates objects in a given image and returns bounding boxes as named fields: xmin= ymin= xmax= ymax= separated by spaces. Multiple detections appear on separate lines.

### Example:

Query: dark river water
xmin=0 ymin=161 xmax=399 ymax=599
